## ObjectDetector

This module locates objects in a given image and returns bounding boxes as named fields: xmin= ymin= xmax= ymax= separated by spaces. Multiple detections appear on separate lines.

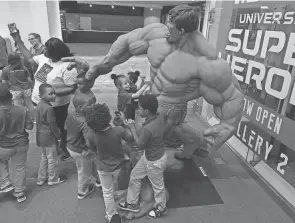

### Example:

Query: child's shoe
xmin=0 ymin=183 xmax=14 ymax=193
xmin=105 ymin=214 xmax=122 ymax=223
xmin=37 ymin=179 xmax=47 ymax=186
xmin=95 ymin=179 xmax=101 ymax=188
xmin=118 ymin=202 xmax=140 ymax=213
xmin=12 ymin=191 xmax=27 ymax=203
xmin=147 ymin=206 xmax=168 ymax=218
xmin=48 ymin=176 xmax=67 ymax=186
xmin=77 ymin=183 xmax=95 ymax=200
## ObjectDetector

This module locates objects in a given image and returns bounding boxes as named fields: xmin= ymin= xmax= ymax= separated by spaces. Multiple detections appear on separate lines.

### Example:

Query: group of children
xmin=0 ymin=66 xmax=169 ymax=223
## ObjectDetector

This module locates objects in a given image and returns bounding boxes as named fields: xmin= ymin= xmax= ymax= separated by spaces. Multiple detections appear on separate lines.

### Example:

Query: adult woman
xmin=28 ymin=33 xmax=46 ymax=56
xmin=12 ymin=32 xmax=77 ymax=161
xmin=27 ymin=33 xmax=46 ymax=79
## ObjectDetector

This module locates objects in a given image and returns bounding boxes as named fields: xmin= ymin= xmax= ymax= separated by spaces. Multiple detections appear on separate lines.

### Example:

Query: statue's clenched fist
xmin=203 ymin=122 xmax=235 ymax=149
xmin=61 ymin=56 xmax=95 ymax=88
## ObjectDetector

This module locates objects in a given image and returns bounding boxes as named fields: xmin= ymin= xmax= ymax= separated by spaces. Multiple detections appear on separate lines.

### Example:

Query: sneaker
xmin=110 ymin=214 xmax=122 ymax=223
xmin=37 ymin=179 xmax=47 ymax=186
xmin=0 ymin=183 xmax=14 ymax=193
xmin=118 ymin=202 xmax=140 ymax=213
xmin=95 ymin=180 xmax=102 ymax=188
xmin=12 ymin=192 xmax=27 ymax=203
xmin=61 ymin=154 xmax=72 ymax=161
xmin=48 ymin=176 xmax=67 ymax=186
xmin=105 ymin=216 xmax=110 ymax=223
xmin=147 ymin=206 xmax=168 ymax=218
xmin=77 ymin=184 xmax=95 ymax=200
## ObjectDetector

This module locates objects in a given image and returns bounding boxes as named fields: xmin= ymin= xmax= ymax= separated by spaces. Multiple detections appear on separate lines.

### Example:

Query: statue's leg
xmin=157 ymin=102 xmax=187 ymax=141
xmin=174 ymin=118 xmax=207 ymax=160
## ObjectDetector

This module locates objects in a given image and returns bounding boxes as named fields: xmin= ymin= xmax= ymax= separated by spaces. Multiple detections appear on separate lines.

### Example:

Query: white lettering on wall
xmin=231 ymin=56 xmax=246 ymax=81
xmin=264 ymin=68 xmax=291 ymax=100
xmin=245 ymin=60 xmax=265 ymax=89
xmin=236 ymin=121 xmax=288 ymax=175
xmin=263 ymin=13 xmax=273 ymax=24
xmin=284 ymin=12 xmax=295 ymax=25
xmin=256 ymin=106 xmax=262 ymax=122
xmin=274 ymin=117 xmax=282 ymax=135
xmin=242 ymin=30 xmax=262 ymax=56
xmin=255 ymin=135 xmax=263 ymax=155
xmin=264 ymin=141 xmax=273 ymax=160
xmin=243 ymin=98 xmax=282 ymax=135
xmin=248 ymin=130 xmax=256 ymax=148
xmin=260 ymin=31 xmax=286 ymax=59
xmin=284 ymin=33 xmax=295 ymax=66
xmin=277 ymin=153 xmax=288 ymax=175
xmin=225 ymin=29 xmax=243 ymax=52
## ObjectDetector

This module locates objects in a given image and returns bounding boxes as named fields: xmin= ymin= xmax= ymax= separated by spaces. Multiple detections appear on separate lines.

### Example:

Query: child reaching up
xmin=118 ymin=94 xmax=168 ymax=219
xmin=75 ymin=73 xmax=96 ymax=104
xmin=68 ymin=73 xmax=96 ymax=113
xmin=127 ymin=70 xmax=142 ymax=93
xmin=127 ymin=70 xmax=146 ymax=111
xmin=84 ymin=103 xmax=133 ymax=223
xmin=111 ymin=73 xmax=149 ymax=121
xmin=66 ymin=93 xmax=101 ymax=200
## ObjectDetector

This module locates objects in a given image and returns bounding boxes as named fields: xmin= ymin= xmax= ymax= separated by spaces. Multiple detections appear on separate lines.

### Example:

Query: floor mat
xmin=164 ymin=154 xmax=223 ymax=208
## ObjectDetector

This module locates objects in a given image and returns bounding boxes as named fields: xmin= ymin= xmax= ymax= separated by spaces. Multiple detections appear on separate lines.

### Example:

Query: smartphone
xmin=8 ymin=23 xmax=18 ymax=34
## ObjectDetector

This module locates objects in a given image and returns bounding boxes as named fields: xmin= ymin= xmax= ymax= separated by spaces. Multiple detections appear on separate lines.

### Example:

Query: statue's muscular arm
xmin=181 ymin=32 xmax=243 ymax=148
xmin=87 ymin=23 xmax=168 ymax=80
xmin=198 ymin=57 xmax=243 ymax=148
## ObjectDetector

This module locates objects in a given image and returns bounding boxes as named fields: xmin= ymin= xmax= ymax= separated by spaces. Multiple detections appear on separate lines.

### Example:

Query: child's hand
xmin=144 ymin=80 xmax=151 ymax=85
xmin=143 ymin=85 xmax=151 ymax=95
xmin=125 ymin=119 xmax=135 ymax=128
xmin=82 ymin=150 xmax=91 ymax=156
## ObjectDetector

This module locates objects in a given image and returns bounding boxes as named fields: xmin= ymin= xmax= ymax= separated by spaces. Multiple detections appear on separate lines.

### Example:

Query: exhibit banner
xmin=215 ymin=1 xmax=295 ymax=186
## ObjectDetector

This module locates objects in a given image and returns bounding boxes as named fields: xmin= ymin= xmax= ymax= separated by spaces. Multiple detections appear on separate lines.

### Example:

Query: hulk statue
xmin=63 ymin=5 xmax=244 ymax=160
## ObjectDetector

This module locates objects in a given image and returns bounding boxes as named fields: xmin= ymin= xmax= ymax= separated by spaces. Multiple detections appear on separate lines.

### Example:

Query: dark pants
xmin=53 ymin=103 xmax=70 ymax=156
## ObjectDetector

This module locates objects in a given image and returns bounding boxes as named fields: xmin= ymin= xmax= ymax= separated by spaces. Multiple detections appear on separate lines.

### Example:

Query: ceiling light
xmin=150 ymin=7 xmax=153 ymax=11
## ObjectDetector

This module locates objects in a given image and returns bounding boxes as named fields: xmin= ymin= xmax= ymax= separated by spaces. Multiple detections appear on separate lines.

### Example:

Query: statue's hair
xmin=168 ymin=5 xmax=199 ymax=33
xmin=84 ymin=103 xmax=112 ymax=132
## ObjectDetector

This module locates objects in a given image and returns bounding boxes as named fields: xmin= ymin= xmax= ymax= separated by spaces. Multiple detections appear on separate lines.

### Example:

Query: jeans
xmin=38 ymin=143 xmax=59 ymax=183
xmin=158 ymin=101 xmax=207 ymax=158
xmin=68 ymin=149 xmax=99 ymax=195
xmin=11 ymin=89 xmax=35 ymax=121
xmin=98 ymin=168 xmax=121 ymax=221
xmin=53 ymin=103 xmax=70 ymax=156
xmin=0 ymin=145 xmax=29 ymax=193
xmin=127 ymin=152 xmax=167 ymax=209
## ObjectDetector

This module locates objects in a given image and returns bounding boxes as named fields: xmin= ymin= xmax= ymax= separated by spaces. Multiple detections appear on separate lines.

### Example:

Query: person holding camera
xmin=11 ymin=28 xmax=78 ymax=161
